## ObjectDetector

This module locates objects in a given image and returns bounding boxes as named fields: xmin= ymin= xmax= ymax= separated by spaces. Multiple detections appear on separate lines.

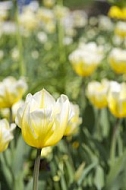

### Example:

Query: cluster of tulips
xmin=0 ymin=0 xmax=126 ymax=189
xmin=0 ymin=76 xmax=82 ymax=153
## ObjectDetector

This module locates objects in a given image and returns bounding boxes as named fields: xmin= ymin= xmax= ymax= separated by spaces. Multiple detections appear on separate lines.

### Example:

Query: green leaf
xmin=100 ymin=108 xmax=110 ymax=138
xmin=77 ymin=161 xmax=97 ymax=186
xmin=94 ymin=165 xmax=105 ymax=190
xmin=12 ymin=135 xmax=31 ymax=174
xmin=105 ymin=149 xmax=126 ymax=190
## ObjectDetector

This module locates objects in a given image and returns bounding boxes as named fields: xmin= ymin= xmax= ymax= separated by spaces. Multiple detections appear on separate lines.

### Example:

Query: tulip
xmin=108 ymin=48 xmax=126 ymax=74
xmin=114 ymin=21 xmax=126 ymax=38
xmin=108 ymin=6 xmax=126 ymax=20
xmin=107 ymin=81 xmax=126 ymax=118
xmin=18 ymin=9 xmax=39 ymax=31
xmin=64 ymin=103 xmax=82 ymax=136
xmin=0 ymin=100 xmax=24 ymax=122
xmin=108 ymin=6 xmax=122 ymax=20
xmin=0 ymin=76 xmax=28 ymax=108
xmin=86 ymin=79 xmax=109 ymax=109
xmin=0 ymin=119 xmax=16 ymax=152
xmin=69 ymin=42 xmax=103 ymax=77
xmin=43 ymin=0 xmax=55 ymax=8
xmin=15 ymin=88 xmax=73 ymax=148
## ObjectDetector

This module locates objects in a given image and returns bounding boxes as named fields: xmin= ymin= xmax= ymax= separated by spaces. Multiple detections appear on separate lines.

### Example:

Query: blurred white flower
xmin=64 ymin=102 xmax=82 ymax=136
xmin=98 ymin=15 xmax=114 ymax=31
xmin=69 ymin=42 xmax=104 ymax=77
xmin=1 ymin=100 xmax=24 ymax=122
xmin=0 ymin=21 xmax=16 ymax=35
xmin=37 ymin=31 xmax=48 ymax=43
xmin=31 ymin=50 xmax=39 ymax=59
xmin=71 ymin=10 xmax=88 ymax=28
xmin=89 ymin=17 xmax=98 ymax=26
xmin=0 ymin=76 xmax=28 ymax=108
xmin=108 ymin=81 xmax=126 ymax=118
xmin=53 ymin=5 xmax=69 ymax=20
xmin=63 ymin=37 xmax=73 ymax=45
xmin=115 ymin=21 xmax=126 ymax=38
xmin=0 ymin=119 xmax=16 ymax=152
xmin=11 ymin=48 xmax=20 ymax=61
xmin=108 ymin=48 xmax=126 ymax=74
xmin=86 ymin=79 xmax=110 ymax=109
xmin=18 ymin=9 xmax=38 ymax=30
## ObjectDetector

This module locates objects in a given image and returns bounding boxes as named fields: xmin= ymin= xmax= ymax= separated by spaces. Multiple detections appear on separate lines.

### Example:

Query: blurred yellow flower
xmin=64 ymin=103 xmax=82 ymax=136
xmin=108 ymin=48 xmax=126 ymax=74
xmin=15 ymin=89 xmax=73 ymax=148
xmin=0 ymin=119 xmax=16 ymax=152
xmin=37 ymin=8 xmax=54 ymax=23
xmin=114 ymin=21 xmax=126 ymax=38
xmin=0 ymin=76 xmax=27 ymax=108
xmin=41 ymin=146 xmax=52 ymax=158
xmin=69 ymin=42 xmax=103 ymax=77
xmin=0 ymin=10 xmax=8 ymax=21
xmin=1 ymin=100 xmax=24 ymax=122
xmin=108 ymin=81 xmax=126 ymax=118
xmin=53 ymin=5 xmax=69 ymax=20
xmin=108 ymin=6 xmax=126 ymax=20
xmin=18 ymin=9 xmax=38 ymax=31
xmin=86 ymin=79 xmax=110 ymax=109
xmin=43 ymin=0 xmax=55 ymax=8
xmin=37 ymin=8 xmax=56 ymax=33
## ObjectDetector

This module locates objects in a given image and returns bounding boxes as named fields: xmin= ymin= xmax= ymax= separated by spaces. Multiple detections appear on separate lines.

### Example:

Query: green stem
xmin=33 ymin=149 xmax=41 ymax=190
xmin=57 ymin=19 xmax=65 ymax=63
xmin=14 ymin=3 xmax=26 ymax=76
xmin=110 ymin=118 xmax=121 ymax=164
xmin=57 ymin=0 xmax=65 ymax=64
xmin=94 ymin=108 xmax=101 ymax=140
xmin=9 ymin=107 xmax=13 ymax=124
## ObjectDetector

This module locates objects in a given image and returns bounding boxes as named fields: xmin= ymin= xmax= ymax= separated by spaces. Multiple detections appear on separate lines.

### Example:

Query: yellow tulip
xmin=0 ymin=100 xmax=24 ymax=122
xmin=15 ymin=89 xmax=73 ymax=148
xmin=108 ymin=48 xmax=126 ymax=74
xmin=18 ymin=9 xmax=39 ymax=31
xmin=0 ymin=119 xmax=16 ymax=152
xmin=69 ymin=42 xmax=103 ymax=77
xmin=86 ymin=79 xmax=109 ymax=109
xmin=108 ymin=6 xmax=126 ymax=20
xmin=108 ymin=6 xmax=123 ymax=20
xmin=114 ymin=21 xmax=126 ymax=38
xmin=64 ymin=103 xmax=82 ymax=136
xmin=43 ymin=0 xmax=55 ymax=8
xmin=0 ymin=76 xmax=27 ymax=108
xmin=108 ymin=81 xmax=126 ymax=118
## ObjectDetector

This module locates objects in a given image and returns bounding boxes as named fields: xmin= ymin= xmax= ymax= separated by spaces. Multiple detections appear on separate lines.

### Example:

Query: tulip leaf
xmin=12 ymin=134 xmax=31 ymax=174
xmin=100 ymin=108 xmax=110 ymax=138
xmin=94 ymin=165 xmax=104 ymax=190
xmin=105 ymin=149 xmax=126 ymax=190
xmin=77 ymin=161 xmax=97 ymax=186
xmin=0 ymin=153 xmax=13 ymax=189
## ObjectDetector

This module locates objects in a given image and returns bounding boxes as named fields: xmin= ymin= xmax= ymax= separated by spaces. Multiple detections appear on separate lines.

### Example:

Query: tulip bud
xmin=108 ymin=48 xmax=126 ymax=74
xmin=69 ymin=42 xmax=103 ymax=77
xmin=0 ymin=119 xmax=16 ymax=152
xmin=0 ymin=76 xmax=28 ymax=108
xmin=108 ymin=81 xmax=126 ymax=118
xmin=64 ymin=103 xmax=82 ymax=136
xmin=86 ymin=79 xmax=109 ymax=109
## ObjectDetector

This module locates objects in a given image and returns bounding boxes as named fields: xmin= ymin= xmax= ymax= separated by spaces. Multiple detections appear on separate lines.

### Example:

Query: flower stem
xmin=14 ymin=1 xmax=26 ymax=76
xmin=9 ymin=107 xmax=13 ymax=124
xmin=33 ymin=149 xmax=41 ymax=190
xmin=110 ymin=118 xmax=121 ymax=164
